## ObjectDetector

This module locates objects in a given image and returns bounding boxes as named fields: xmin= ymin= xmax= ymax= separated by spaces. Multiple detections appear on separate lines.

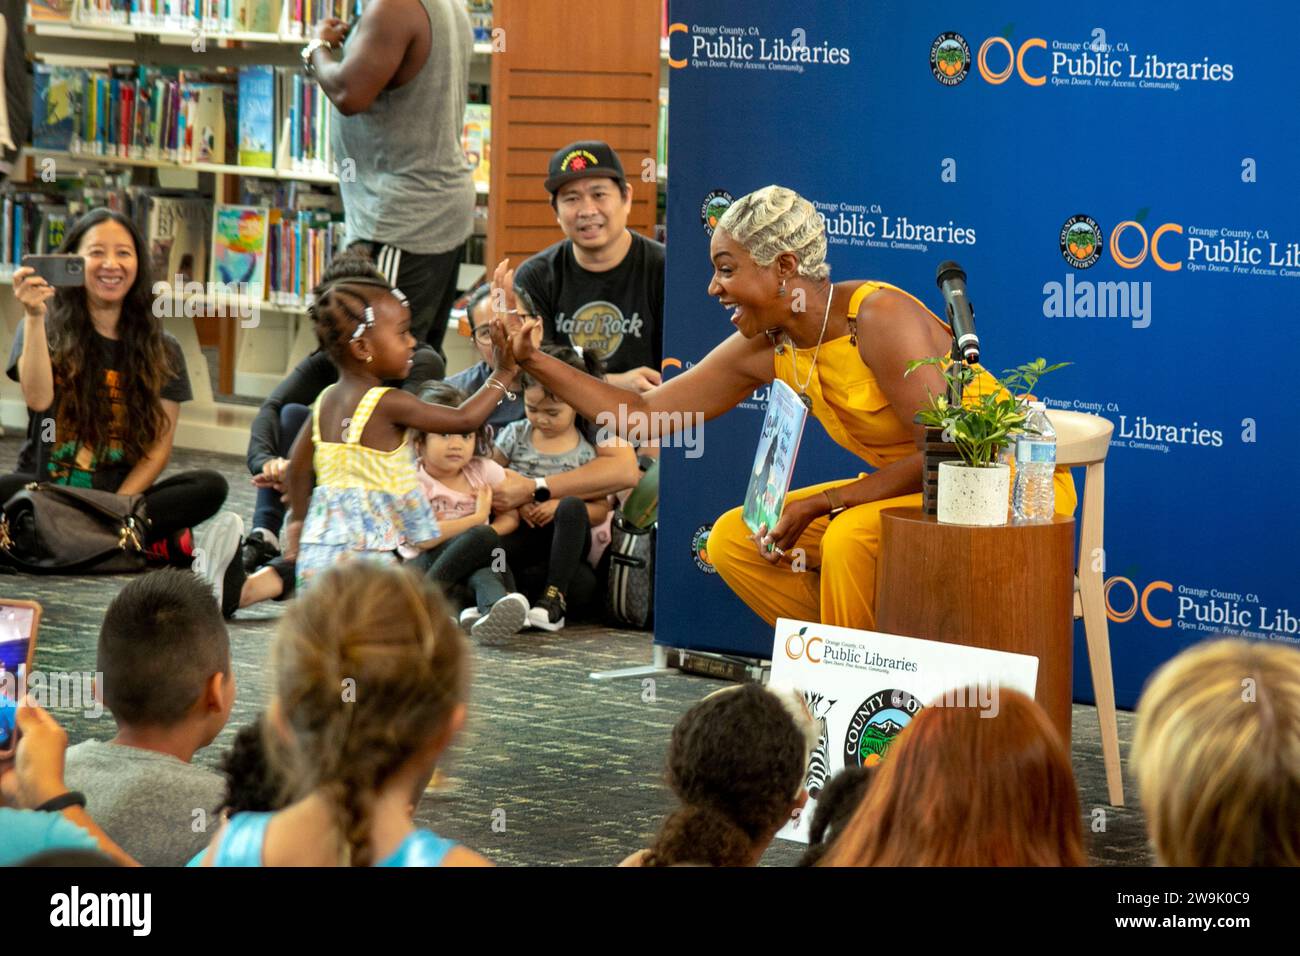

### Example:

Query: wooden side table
xmin=874 ymin=507 xmax=1076 ymax=743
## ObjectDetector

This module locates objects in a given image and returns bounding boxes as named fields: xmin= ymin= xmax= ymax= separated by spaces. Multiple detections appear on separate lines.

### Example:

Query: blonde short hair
xmin=1131 ymin=638 xmax=1300 ymax=866
xmin=715 ymin=185 xmax=830 ymax=281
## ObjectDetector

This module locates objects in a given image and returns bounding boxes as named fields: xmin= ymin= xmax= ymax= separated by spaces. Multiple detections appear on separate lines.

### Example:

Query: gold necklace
xmin=790 ymin=286 xmax=833 ymax=410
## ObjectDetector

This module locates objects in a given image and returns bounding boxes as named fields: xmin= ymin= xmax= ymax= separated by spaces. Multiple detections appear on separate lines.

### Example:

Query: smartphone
xmin=21 ymin=254 xmax=86 ymax=288
xmin=0 ymin=599 xmax=42 ymax=760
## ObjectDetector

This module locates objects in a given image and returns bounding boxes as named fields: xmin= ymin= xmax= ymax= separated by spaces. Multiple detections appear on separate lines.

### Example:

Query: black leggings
xmin=417 ymin=524 xmax=512 ymax=610
xmin=0 ymin=469 xmax=228 ymax=543
xmin=500 ymin=496 xmax=591 ymax=600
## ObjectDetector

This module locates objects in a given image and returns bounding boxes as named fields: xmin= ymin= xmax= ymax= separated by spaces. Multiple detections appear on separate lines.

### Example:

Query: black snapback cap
xmin=544 ymin=141 xmax=627 ymax=195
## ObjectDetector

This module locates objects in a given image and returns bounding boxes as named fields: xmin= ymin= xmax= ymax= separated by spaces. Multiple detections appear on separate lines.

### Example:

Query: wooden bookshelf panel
xmin=487 ymin=0 xmax=661 ymax=266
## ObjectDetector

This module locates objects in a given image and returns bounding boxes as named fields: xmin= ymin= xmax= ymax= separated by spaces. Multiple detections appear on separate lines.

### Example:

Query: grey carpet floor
xmin=0 ymin=436 xmax=1153 ymax=866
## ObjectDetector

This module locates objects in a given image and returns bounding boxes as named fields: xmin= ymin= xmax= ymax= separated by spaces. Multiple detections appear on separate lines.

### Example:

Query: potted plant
xmin=905 ymin=357 xmax=1069 ymax=526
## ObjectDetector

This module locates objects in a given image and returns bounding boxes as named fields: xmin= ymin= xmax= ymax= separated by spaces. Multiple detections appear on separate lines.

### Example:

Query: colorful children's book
xmin=237 ymin=66 xmax=275 ymax=168
xmin=210 ymin=204 xmax=269 ymax=296
xmin=742 ymin=379 xmax=809 ymax=535
xmin=462 ymin=103 xmax=490 ymax=190
xmin=32 ymin=65 xmax=77 ymax=151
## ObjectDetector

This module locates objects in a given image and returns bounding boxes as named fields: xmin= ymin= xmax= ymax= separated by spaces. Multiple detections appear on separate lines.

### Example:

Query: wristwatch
xmin=533 ymin=477 xmax=552 ymax=503
xmin=824 ymin=487 xmax=847 ymax=519
xmin=301 ymin=38 xmax=335 ymax=76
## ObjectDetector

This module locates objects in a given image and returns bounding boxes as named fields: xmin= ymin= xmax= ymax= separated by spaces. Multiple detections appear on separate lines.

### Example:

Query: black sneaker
xmin=241 ymin=528 xmax=279 ymax=573
xmin=526 ymin=586 xmax=566 ymax=632
xmin=194 ymin=512 xmax=246 ymax=619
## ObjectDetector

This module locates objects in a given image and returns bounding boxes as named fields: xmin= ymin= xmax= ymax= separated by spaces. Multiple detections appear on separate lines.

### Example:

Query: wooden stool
xmin=874 ymin=507 xmax=1076 ymax=744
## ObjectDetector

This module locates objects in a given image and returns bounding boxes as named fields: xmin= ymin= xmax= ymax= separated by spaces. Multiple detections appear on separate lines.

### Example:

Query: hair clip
xmin=391 ymin=287 xmax=409 ymax=308
xmin=349 ymin=305 xmax=377 ymax=342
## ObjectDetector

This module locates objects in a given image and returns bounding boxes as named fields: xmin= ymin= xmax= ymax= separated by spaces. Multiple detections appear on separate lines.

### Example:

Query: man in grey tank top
xmin=303 ymin=0 xmax=476 ymax=355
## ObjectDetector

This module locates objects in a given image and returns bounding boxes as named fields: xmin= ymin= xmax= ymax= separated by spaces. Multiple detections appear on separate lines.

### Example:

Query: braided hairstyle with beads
xmin=307 ymin=249 xmax=407 ymax=364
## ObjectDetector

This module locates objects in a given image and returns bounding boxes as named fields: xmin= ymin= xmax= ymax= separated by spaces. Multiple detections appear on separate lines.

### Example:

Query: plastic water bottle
xmin=1012 ymin=402 xmax=1056 ymax=522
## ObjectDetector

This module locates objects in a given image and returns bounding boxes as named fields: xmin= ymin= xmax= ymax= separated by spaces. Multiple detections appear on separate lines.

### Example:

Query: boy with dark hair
xmin=63 ymin=569 xmax=235 ymax=866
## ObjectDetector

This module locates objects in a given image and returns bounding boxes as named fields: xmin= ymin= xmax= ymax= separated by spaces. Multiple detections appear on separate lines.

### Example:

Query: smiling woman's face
xmin=707 ymin=230 xmax=782 ymax=338
xmin=76 ymin=220 xmax=138 ymax=307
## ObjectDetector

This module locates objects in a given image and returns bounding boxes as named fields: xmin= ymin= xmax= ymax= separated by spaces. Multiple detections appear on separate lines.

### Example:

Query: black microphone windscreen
xmin=936 ymin=261 xmax=965 ymax=288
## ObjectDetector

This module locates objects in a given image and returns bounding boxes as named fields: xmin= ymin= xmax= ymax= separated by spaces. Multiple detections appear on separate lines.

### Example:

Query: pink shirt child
xmin=398 ymin=457 xmax=507 ymax=560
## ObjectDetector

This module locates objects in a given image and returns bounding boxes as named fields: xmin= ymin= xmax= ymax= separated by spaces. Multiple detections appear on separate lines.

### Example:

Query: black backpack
xmin=605 ymin=459 xmax=657 ymax=629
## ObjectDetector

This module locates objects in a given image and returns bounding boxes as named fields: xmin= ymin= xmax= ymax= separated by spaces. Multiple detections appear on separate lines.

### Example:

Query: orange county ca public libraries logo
xmin=929 ymin=32 xmax=970 ymax=85
xmin=1102 ymin=574 xmax=1299 ymax=639
xmin=928 ymin=28 xmax=1234 ymax=92
xmin=1053 ymin=209 xmax=1300 ymax=277
xmin=666 ymin=22 xmax=852 ymax=73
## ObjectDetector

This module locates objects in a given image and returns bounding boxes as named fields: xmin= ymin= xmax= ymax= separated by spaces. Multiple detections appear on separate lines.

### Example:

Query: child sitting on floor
xmin=400 ymin=380 xmax=531 ymax=642
xmin=196 ymin=562 xmax=489 ymax=867
xmin=491 ymin=345 xmax=614 ymax=631
xmin=62 ymin=569 xmax=234 ymax=866
xmin=621 ymin=684 xmax=814 ymax=867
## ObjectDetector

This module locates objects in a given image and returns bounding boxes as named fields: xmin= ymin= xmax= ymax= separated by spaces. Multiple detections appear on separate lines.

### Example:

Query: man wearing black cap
xmin=513 ymin=141 xmax=665 ymax=393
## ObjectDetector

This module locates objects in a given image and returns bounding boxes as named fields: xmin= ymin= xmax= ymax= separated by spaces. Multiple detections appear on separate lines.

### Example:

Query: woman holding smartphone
xmin=2 ymin=208 xmax=232 ymax=568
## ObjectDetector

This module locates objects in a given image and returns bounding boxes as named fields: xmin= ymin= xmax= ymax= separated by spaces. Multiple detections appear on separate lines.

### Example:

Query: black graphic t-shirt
xmin=513 ymin=231 xmax=665 ymax=375
xmin=7 ymin=322 xmax=192 ymax=491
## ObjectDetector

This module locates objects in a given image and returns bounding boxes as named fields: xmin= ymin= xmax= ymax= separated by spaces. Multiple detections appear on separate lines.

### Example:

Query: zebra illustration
xmin=802 ymin=690 xmax=837 ymax=799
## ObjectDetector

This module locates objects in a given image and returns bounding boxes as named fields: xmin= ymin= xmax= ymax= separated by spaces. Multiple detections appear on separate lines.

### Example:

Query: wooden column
xmin=488 ymin=0 xmax=661 ymax=266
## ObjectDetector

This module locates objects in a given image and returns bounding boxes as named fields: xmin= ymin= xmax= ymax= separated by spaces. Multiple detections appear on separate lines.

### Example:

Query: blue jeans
xmin=252 ymin=403 xmax=310 ymax=534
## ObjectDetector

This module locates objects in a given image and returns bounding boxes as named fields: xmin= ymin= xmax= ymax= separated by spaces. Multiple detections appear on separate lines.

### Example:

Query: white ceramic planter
xmin=937 ymin=461 xmax=1011 ymax=526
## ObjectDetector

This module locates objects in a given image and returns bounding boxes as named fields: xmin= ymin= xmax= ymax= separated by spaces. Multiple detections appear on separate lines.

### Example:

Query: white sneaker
xmin=193 ymin=511 xmax=244 ymax=618
xmin=471 ymin=593 xmax=530 ymax=644
xmin=458 ymin=606 xmax=485 ymax=629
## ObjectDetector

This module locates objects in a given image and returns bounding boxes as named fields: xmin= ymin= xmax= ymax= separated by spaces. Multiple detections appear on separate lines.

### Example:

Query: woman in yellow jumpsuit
xmin=492 ymin=185 xmax=1074 ymax=631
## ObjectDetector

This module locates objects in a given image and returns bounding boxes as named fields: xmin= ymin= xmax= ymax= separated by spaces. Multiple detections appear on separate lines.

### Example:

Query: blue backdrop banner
xmin=656 ymin=1 xmax=1299 ymax=708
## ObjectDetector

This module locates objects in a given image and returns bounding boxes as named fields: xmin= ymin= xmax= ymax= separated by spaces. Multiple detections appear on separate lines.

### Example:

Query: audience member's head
xmin=98 ymin=569 xmax=234 ymax=746
xmin=520 ymin=344 xmax=604 ymax=441
xmin=460 ymin=284 xmax=495 ymax=366
xmin=414 ymin=379 xmax=493 ymax=460
xmin=796 ymin=766 xmax=875 ymax=867
xmin=267 ymin=562 xmax=470 ymax=866
xmin=219 ymin=715 xmax=284 ymax=816
xmin=544 ymin=140 xmax=633 ymax=249
xmin=822 ymin=689 xmax=1085 ymax=866
xmin=1132 ymin=638 xmax=1300 ymax=867
xmin=643 ymin=683 xmax=814 ymax=867
xmin=307 ymin=247 xmax=409 ymax=372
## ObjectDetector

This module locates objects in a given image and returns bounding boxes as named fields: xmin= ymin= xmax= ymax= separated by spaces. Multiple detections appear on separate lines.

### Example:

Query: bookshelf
xmin=5 ymin=3 xmax=669 ymax=455
xmin=23 ymin=147 xmax=490 ymax=191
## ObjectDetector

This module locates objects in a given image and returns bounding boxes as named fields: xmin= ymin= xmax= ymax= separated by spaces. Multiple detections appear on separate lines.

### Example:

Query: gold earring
xmin=365 ymin=355 xmax=373 ymax=364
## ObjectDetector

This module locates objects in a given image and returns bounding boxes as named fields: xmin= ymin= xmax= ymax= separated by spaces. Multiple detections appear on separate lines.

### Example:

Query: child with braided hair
xmin=195 ymin=562 xmax=489 ymax=866
xmin=285 ymin=261 xmax=522 ymax=589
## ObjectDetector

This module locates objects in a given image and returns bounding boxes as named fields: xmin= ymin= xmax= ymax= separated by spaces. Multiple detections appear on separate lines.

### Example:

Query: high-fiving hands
xmin=488 ymin=259 xmax=544 ymax=371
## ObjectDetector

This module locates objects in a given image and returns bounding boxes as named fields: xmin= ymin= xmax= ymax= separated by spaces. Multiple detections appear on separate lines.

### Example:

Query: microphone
xmin=935 ymin=261 xmax=980 ymax=365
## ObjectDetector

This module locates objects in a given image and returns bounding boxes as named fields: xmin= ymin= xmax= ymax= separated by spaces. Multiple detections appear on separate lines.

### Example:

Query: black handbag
xmin=0 ymin=483 xmax=149 ymax=574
